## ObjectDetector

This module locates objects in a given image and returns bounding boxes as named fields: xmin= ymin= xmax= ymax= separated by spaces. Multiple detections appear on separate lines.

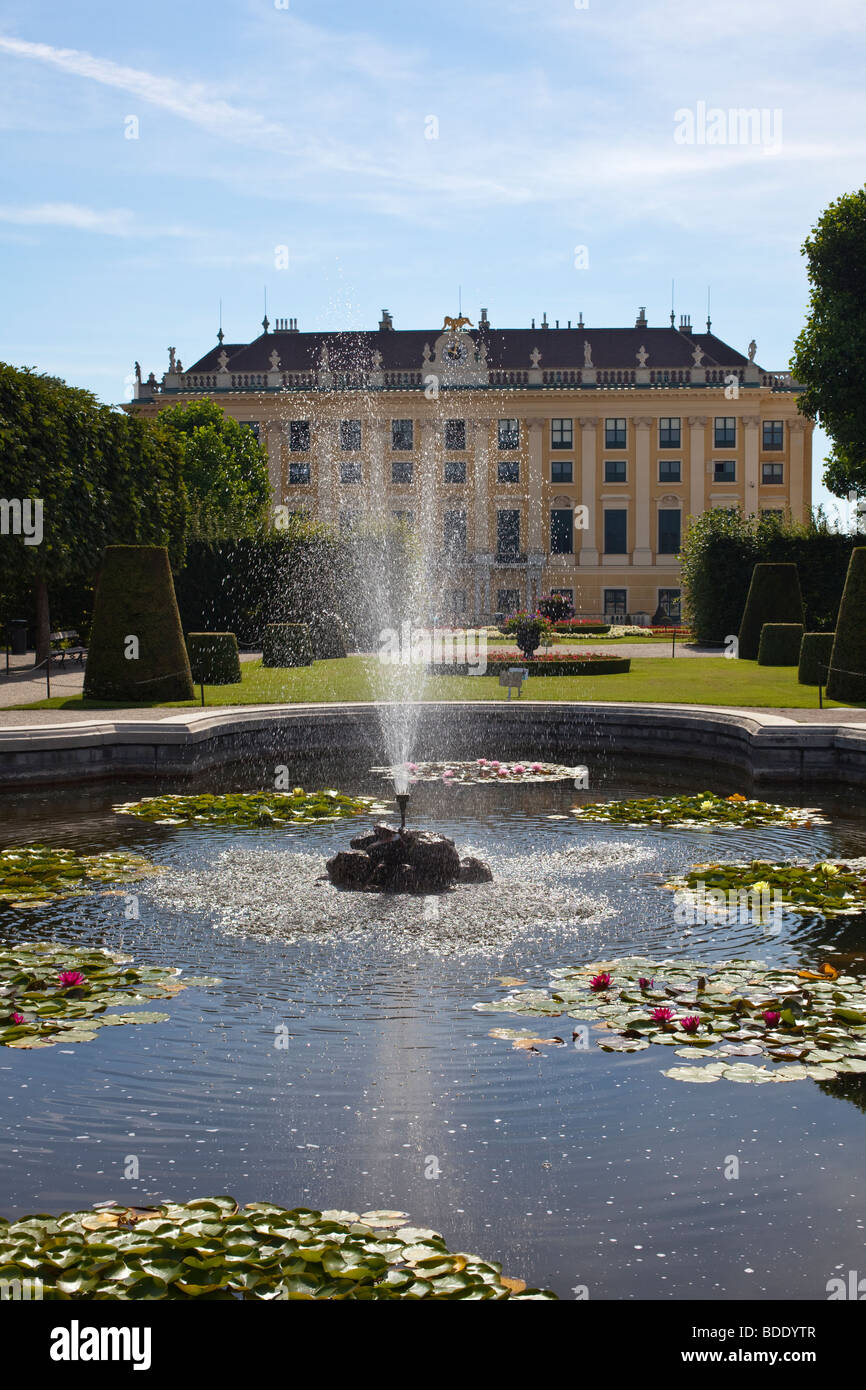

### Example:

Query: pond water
xmin=1 ymin=758 xmax=865 ymax=1301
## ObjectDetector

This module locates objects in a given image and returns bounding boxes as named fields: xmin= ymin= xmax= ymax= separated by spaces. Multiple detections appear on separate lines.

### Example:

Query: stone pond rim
xmin=327 ymin=823 xmax=493 ymax=894
xmin=0 ymin=703 xmax=864 ymax=789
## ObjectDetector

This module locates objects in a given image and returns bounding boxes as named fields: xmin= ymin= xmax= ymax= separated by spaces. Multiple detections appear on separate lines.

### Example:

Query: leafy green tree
xmin=156 ymin=400 xmax=271 ymax=540
xmin=791 ymin=186 xmax=866 ymax=496
xmin=0 ymin=364 xmax=188 ymax=664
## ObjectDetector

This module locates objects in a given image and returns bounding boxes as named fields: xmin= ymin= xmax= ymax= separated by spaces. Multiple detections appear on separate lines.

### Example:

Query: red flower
xmin=590 ymin=971 xmax=612 ymax=992
xmin=651 ymin=1007 xmax=674 ymax=1023
xmin=680 ymin=1015 xmax=701 ymax=1034
xmin=58 ymin=970 xmax=86 ymax=988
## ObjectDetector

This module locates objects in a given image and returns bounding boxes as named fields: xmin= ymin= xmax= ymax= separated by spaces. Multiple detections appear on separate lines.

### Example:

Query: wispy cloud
xmin=0 ymin=202 xmax=193 ymax=237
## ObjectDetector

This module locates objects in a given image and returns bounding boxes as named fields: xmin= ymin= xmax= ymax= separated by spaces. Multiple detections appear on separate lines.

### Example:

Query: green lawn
xmin=16 ymin=655 xmax=857 ymax=711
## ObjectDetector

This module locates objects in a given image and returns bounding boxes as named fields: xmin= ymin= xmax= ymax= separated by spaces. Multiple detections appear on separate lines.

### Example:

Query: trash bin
xmin=9 ymin=620 xmax=29 ymax=655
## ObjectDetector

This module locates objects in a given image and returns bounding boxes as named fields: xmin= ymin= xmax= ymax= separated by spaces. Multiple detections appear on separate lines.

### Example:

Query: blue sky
xmin=1 ymin=0 xmax=864 ymax=521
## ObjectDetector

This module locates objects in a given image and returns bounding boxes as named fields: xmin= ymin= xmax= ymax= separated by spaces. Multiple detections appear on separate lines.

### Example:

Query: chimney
xmin=679 ymin=314 xmax=692 ymax=333
xmin=635 ymin=306 xmax=648 ymax=328
xmin=480 ymin=307 xmax=489 ymax=326
xmin=541 ymin=312 xmax=549 ymax=329
xmin=379 ymin=309 xmax=394 ymax=331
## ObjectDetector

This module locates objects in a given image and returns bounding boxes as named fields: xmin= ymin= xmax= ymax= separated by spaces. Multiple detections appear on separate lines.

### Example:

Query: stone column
xmin=579 ymin=417 xmax=599 ymax=566
xmin=788 ymin=418 xmax=807 ymax=522
xmin=471 ymin=418 xmax=490 ymax=555
xmin=743 ymin=414 xmax=760 ymax=517
xmin=316 ymin=419 xmax=338 ymax=527
xmin=633 ymin=416 xmax=653 ymax=566
xmin=526 ymin=417 xmax=545 ymax=553
xmin=419 ymin=421 xmax=437 ymax=542
xmin=368 ymin=420 xmax=387 ymax=519
xmin=687 ymin=416 xmax=707 ymax=522
xmin=264 ymin=422 xmax=284 ymax=504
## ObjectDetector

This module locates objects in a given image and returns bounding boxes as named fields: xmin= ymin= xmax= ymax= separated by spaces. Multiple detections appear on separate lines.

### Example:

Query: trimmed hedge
xmin=738 ymin=563 xmax=805 ymax=660
xmin=757 ymin=623 xmax=804 ymax=666
xmin=310 ymin=611 xmax=349 ymax=660
xmin=83 ymin=546 xmax=194 ymax=702
xmin=798 ymin=632 xmax=835 ymax=685
xmin=826 ymin=548 xmax=866 ymax=702
xmin=553 ymin=622 xmax=611 ymax=635
xmin=186 ymin=632 xmax=242 ymax=685
xmin=262 ymin=623 xmax=312 ymax=668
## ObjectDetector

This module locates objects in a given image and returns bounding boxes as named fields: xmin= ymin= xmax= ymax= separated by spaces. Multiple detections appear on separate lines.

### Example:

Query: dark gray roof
xmin=186 ymin=324 xmax=752 ymax=374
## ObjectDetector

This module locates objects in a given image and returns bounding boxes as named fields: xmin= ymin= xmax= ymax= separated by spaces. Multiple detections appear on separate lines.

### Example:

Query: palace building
xmin=128 ymin=306 xmax=812 ymax=624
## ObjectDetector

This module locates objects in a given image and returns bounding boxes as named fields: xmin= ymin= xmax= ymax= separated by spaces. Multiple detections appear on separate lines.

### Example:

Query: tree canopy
xmin=791 ymin=186 xmax=866 ymax=497
xmin=156 ymin=399 xmax=270 ymax=540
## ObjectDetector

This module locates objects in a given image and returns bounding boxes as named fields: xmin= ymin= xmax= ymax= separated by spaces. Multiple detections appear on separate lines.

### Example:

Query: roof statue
xmin=748 ymin=339 xmax=757 ymax=362
xmin=443 ymin=315 xmax=473 ymax=332
xmin=583 ymin=340 xmax=593 ymax=368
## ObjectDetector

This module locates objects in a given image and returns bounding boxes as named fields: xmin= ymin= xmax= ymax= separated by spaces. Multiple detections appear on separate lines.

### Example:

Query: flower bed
xmin=0 ymin=845 xmax=158 ymax=909
xmin=431 ymin=654 xmax=631 ymax=676
xmin=476 ymin=956 xmax=866 ymax=1084
xmin=665 ymin=860 xmax=866 ymax=916
xmin=570 ymin=792 xmax=825 ymax=828
xmin=115 ymin=789 xmax=390 ymax=828
xmin=0 ymin=942 xmax=219 ymax=1050
xmin=0 ymin=1197 xmax=556 ymax=1299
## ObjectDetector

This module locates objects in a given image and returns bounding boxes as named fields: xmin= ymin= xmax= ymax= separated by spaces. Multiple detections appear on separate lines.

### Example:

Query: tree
xmin=0 ymin=364 xmax=188 ymax=664
xmin=156 ymin=400 xmax=271 ymax=539
xmin=826 ymin=548 xmax=866 ymax=702
xmin=791 ymin=186 xmax=866 ymax=496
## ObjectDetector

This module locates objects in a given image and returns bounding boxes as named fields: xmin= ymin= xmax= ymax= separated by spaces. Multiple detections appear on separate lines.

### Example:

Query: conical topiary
xmin=84 ymin=546 xmax=194 ymax=702
xmin=737 ymin=563 xmax=805 ymax=660
xmin=826 ymin=548 xmax=866 ymax=703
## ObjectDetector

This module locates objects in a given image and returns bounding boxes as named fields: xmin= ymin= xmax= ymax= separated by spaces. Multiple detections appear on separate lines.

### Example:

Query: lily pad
xmin=114 ymin=789 xmax=388 ymax=829
xmin=569 ymin=792 xmax=824 ymax=830
xmin=0 ymin=846 xmax=159 ymax=909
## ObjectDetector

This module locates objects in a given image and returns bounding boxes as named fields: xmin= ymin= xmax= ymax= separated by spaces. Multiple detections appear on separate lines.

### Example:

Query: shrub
xmin=309 ymin=611 xmax=349 ymax=660
xmin=262 ymin=623 xmax=312 ymax=668
xmin=826 ymin=548 xmax=866 ymax=702
xmin=798 ymin=632 xmax=835 ymax=685
xmin=84 ymin=546 xmax=194 ymax=702
xmin=553 ymin=620 xmax=610 ymax=634
xmin=738 ymin=563 xmax=805 ymax=660
xmin=538 ymin=593 xmax=574 ymax=622
xmin=514 ymin=617 xmax=546 ymax=657
xmin=757 ymin=623 xmax=804 ymax=666
xmin=186 ymin=632 xmax=242 ymax=685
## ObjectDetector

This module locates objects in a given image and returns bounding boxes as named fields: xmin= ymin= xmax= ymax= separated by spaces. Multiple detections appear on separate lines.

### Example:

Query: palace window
xmin=445 ymin=419 xmax=466 ymax=451
xmin=241 ymin=421 xmax=260 ymax=440
xmin=443 ymin=509 xmax=467 ymax=557
xmin=714 ymin=459 xmax=736 ymax=482
xmin=496 ymin=589 xmax=520 ymax=615
xmin=658 ymin=588 xmax=682 ymax=620
xmin=604 ymin=588 xmax=627 ymax=617
xmin=498 ymin=418 xmax=520 ymax=450
xmin=340 ymin=460 xmax=362 ymax=483
xmin=550 ymin=508 xmax=574 ymax=554
xmin=551 ymin=418 xmax=573 ymax=450
xmin=447 ymin=590 xmax=467 ymax=615
xmin=604 ymin=509 xmax=628 ymax=553
xmin=714 ymin=417 xmax=736 ymax=447
xmin=605 ymin=418 xmax=627 ymax=449
xmin=659 ymin=459 xmax=681 ymax=482
xmin=444 ymin=459 xmax=467 ymax=483
xmin=340 ymin=419 xmax=362 ymax=451
xmin=496 ymin=510 xmax=521 ymax=557
xmin=289 ymin=420 xmax=310 ymax=452
xmin=762 ymin=462 xmax=784 ymax=485
xmin=288 ymin=461 xmax=310 ymax=485
xmin=604 ymin=459 xmax=627 ymax=483
xmin=392 ymin=459 xmax=413 ymax=484
xmin=763 ymin=421 xmax=784 ymax=450
xmin=391 ymin=419 xmax=414 ymax=451
xmin=659 ymin=417 xmax=681 ymax=448
xmin=658 ymin=508 xmax=681 ymax=554
xmin=498 ymin=459 xmax=520 ymax=483
xmin=392 ymin=510 xmax=415 ymax=528
xmin=551 ymin=459 xmax=573 ymax=483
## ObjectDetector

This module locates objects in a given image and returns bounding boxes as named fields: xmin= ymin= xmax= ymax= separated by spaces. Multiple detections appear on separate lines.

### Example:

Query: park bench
xmin=50 ymin=630 xmax=88 ymax=666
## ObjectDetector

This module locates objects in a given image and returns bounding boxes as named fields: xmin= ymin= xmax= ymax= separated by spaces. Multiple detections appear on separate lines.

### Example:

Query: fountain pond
xmin=1 ymin=752 xmax=865 ymax=1301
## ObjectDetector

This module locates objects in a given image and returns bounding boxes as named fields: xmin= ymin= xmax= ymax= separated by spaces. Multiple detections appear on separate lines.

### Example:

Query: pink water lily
xmin=512 ymin=764 xmax=526 ymax=774
xmin=58 ymin=971 xmax=86 ymax=989
xmin=590 ymin=971 xmax=612 ymax=992
xmin=638 ymin=977 xmax=654 ymax=991
xmin=531 ymin=763 xmax=543 ymax=773
xmin=497 ymin=768 xmax=508 ymax=778
xmin=12 ymin=1013 xmax=25 ymax=1025
xmin=762 ymin=1010 xmax=781 ymax=1027
xmin=477 ymin=758 xmax=488 ymax=765
xmin=651 ymin=1006 xmax=675 ymax=1023
xmin=490 ymin=761 xmax=501 ymax=769
xmin=680 ymin=1015 xmax=701 ymax=1034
